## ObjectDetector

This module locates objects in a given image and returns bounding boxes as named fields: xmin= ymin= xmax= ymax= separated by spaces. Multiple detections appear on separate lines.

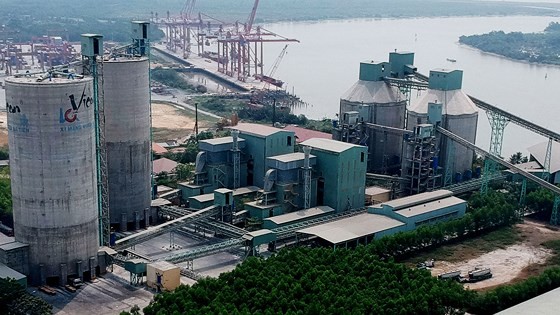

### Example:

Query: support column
xmin=480 ymin=112 xmax=509 ymax=194
xmin=97 ymin=251 xmax=107 ymax=274
xmin=89 ymin=257 xmax=96 ymax=280
xmin=144 ymin=208 xmax=150 ymax=228
xmin=134 ymin=211 xmax=140 ymax=230
xmin=60 ymin=263 xmax=68 ymax=286
xmin=120 ymin=213 xmax=127 ymax=232
xmin=551 ymin=196 xmax=560 ymax=225
xmin=39 ymin=264 xmax=46 ymax=286
xmin=542 ymin=137 xmax=553 ymax=182
xmin=76 ymin=260 xmax=83 ymax=280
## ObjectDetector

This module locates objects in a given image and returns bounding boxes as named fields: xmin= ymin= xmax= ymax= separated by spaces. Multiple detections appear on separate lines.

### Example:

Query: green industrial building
xmin=300 ymin=138 xmax=367 ymax=212
xmin=234 ymin=123 xmax=296 ymax=188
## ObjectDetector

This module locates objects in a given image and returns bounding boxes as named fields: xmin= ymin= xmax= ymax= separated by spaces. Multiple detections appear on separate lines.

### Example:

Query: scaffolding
xmin=402 ymin=126 xmax=439 ymax=195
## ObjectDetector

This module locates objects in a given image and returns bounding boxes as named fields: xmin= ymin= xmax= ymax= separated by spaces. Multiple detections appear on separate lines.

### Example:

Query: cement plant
xmin=1 ymin=1 xmax=560 ymax=315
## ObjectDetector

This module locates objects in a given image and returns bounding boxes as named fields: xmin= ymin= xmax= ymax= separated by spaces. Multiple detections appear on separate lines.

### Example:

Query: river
xmin=262 ymin=16 xmax=560 ymax=156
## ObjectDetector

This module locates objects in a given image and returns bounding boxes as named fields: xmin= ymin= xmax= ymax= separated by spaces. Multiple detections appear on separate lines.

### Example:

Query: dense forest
xmin=121 ymin=190 xmax=560 ymax=314
xmin=459 ymin=22 xmax=560 ymax=65
xmin=1 ymin=0 xmax=560 ymax=44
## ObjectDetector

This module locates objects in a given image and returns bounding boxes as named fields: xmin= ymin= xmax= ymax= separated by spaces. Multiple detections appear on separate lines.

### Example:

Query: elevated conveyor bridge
xmin=113 ymin=205 xmax=219 ymax=250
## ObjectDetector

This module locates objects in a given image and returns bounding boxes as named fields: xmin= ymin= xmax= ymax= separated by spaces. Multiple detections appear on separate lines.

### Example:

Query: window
xmin=360 ymin=152 xmax=365 ymax=162
xmin=287 ymin=136 xmax=292 ymax=146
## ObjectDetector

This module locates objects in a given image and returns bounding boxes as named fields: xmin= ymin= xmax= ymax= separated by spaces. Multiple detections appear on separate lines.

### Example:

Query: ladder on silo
xmin=83 ymin=52 xmax=111 ymax=247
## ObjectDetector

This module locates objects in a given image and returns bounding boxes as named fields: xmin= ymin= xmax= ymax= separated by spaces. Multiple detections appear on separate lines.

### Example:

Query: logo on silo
xmin=59 ymin=86 xmax=93 ymax=132
xmin=6 ymin=101 xmax=29 ymax=133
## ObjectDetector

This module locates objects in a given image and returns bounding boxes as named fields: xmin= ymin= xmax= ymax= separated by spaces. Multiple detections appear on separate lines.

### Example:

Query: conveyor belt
xmin=113 ymin=205 xmax=219 ymax=250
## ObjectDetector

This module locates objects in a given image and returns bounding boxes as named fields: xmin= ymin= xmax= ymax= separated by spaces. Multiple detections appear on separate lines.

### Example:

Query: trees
xmin=508 ymin=152 xmax=528 ymax=165
xmin=0 ymin=278 xmax=52 ymax=315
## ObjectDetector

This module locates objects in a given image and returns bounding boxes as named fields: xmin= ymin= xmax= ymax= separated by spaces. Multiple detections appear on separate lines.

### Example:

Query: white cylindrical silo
xmin=340 ymin=61 xmax=406 ymax=174
xmin=6 ymin=76 xmax=99 ymax=285
xmin=102 ymin=57 xmax=151 ymax=231
xmin=408 ymin=88 xmax=478 ymax=178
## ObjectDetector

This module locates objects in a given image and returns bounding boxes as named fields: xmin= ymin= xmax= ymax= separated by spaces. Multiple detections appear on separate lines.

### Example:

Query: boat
xmin=255 ymin=74 xmax=284 ymax=88
xmin=446 ymin=58 xmax=457 ymax=63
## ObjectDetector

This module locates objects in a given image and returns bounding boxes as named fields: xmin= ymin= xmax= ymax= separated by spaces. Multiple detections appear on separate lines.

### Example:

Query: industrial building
xmin=301 ymin=138 xmax=367 ymax=212
xmin=103 ymin=54 xmax=152 ymax=232
xmin=296 ymin=189 xmax=466 ymax=248
xmin=4 ymin=75 xmax=100 ymax=285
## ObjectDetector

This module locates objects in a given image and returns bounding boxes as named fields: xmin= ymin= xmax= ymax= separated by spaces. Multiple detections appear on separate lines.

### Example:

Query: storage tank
xmin=407 ymin=69 xmax=478 ymax=179
xmin=5 ymin=75 xmax=99 ymax=285
xmin=102 ymin=57 xmax=151 ymax=231
xmin=339 ymin=61 xmax=406 ymax=174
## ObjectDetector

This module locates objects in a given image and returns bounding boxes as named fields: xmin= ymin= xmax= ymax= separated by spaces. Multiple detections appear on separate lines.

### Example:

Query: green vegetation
xmin=2 ymin=16 xmax=163 ymax=43
xmin=2 ymin=0 xmax=558 ymax=23
xmin=0 ymin=278 xmax=52 ymax=315
xmin=407 ymin=227 xmax=521 ymax=264
xmin=151 ymin=68 xmax=199 ymax=93
xmin=470 ymin=267 xmax=560 ymax=314
xmin=460 ymin=22 xmax=560 ymax=65
xmin=129 ymin=190 xmax=531 ymax=314
xmin=0 ymin=167 xmax=12 ymax=218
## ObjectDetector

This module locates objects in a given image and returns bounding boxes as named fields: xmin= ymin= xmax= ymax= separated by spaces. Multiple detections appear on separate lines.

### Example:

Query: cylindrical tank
xmin=340 ymin=80 xmax=406 ymax=174
xmin=5 ymin=76 xmax=99 ymax=284
xmin=102 ymin=57 xmax=151 ymax=230
xmin=407 ymin=89 xmax=478 ymax=178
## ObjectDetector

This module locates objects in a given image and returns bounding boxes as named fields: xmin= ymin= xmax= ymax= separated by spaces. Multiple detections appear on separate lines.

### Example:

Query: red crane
xmin=245 ymin=0 xmax=259 ymax=34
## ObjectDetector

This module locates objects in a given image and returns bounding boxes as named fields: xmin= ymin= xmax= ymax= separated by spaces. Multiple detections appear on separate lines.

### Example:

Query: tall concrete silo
xmin=5 ymin=76 xmax=99 ymax=285
xmin=339 ymin=61 xmax=406 ymax=174
xmin=102 ymin=57 xmax=151 ymax=231
xmin=407 ymin=69 xmax=478 ymax=180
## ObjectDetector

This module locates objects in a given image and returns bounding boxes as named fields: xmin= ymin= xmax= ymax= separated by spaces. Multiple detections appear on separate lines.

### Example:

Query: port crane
xmin=260 ymin=44 xmax=288 ymax=89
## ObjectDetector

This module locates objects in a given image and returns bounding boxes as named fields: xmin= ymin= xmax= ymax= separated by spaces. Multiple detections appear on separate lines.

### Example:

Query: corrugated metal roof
xmin=153 ymin=158 xmax=178 ymax=174
xmin=496 ymin=286 xmax=560 ymax=315
xmin=395 ymin=196 xmax=465 ymax=218
xmin=231 ymin=123 xmax=292 ymax=138
xmin=297 ymin=213 xmax=405 ymax=245
xmin=234 ymin=186 xmax=260 ymax=195
xmin=301 ymin=138 xmax=365 ymax=154
xmin=0 ymin=241 xmax=28 ymax=251
xmin=378 ymin=190 xmax=453 ymax=211
xmin=340 ymin=80 xmax=405 ymax=104
xmin=409 ymin=89 xmax=478 ymax=116
xmin=152 ymin=142 xmax=168 ymax=155
xmin=283 ymin=125 xmax=332 ymax=143
xmin=151 ymin=198 xmax=172 ymax=207
xmin=528 ymin=141 xmax=560 ymax=174
xmin=365 ymin=186 xmax=391 ymax=196
xmin=264 ymin=206 xmax=334 ymax=225
xmin=199 ymin=136 xmax=246 ymax=146
xmin=189 ymin=193 xmax=214 ymax=203
xmin=0 ymin=263 xmax=26 ymax=281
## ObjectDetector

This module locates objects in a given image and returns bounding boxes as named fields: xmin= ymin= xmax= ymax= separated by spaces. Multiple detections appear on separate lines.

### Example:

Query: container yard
xmin=0 ymin=2 xmax=560 ymax=314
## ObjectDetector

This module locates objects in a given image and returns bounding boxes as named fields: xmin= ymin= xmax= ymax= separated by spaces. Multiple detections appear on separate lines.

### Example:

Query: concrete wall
xmin=5 ymin=77 xmax=99 ymax=284
xmin=103 ymin=58 xmax=151 ymax=229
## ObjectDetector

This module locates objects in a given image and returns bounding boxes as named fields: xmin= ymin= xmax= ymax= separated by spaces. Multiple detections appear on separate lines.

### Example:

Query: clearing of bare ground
xmin=151 ymin=102 xmax=215 ymax=142
xmin=405 ymin=219 xmax=560 ymax=290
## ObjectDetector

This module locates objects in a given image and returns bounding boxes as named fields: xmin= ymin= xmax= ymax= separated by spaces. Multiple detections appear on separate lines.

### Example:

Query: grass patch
xmin=543 ymin=240 xmax=560 ymax=266
xmin=404 ymin=226 xmax=522 ymax=264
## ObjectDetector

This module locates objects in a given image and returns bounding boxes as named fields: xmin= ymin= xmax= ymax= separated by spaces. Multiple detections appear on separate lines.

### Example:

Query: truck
xmin=437 ymin=270 xmax=461 ymax=281
xmin=467 ymin=268 xmax=492 ymax=282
